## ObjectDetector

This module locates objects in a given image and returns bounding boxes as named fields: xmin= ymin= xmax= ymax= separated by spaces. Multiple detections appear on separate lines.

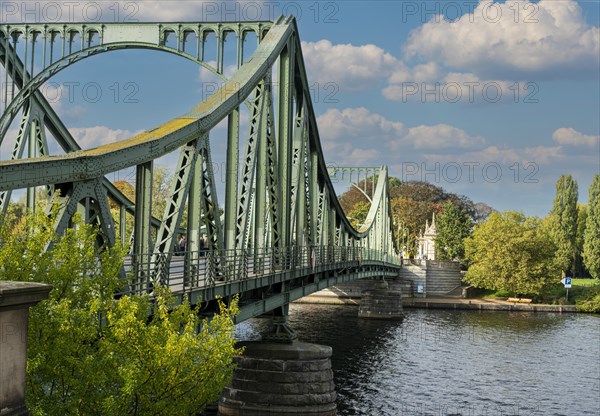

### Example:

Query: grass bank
xmin=479 ymin=278 xmax=600 ymax=312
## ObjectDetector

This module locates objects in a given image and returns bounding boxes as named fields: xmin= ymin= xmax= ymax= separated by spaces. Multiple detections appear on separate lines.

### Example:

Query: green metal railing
xmin=122 ymin=245 xmax=402 ymax=296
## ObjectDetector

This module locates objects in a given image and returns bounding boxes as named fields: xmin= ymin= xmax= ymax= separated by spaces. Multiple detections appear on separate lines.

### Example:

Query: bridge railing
xmin=120 ymin=246 xmax=402 ymax=296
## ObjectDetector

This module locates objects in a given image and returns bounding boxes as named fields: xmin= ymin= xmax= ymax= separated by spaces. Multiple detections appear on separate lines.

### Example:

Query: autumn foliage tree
xmin=338 ymin=177 xmax=484 ymax=256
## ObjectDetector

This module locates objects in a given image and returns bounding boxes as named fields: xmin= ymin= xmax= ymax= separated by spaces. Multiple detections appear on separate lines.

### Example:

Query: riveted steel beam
xmin=197 ymin=137 xmax=224 ymax=253
xmin=254 ymin=77 xmax=268 ymax=254
xmin=153 ymin=136 xmax=203 ymax=258
xmin=224 ymin=109 xmax=239 ymax=252
xmin=289 ymin=89 xmax=304 ymax=233
xmin=277 ymin=39 xmax=294 ymax=250
xmin=132 ymin=161 xmax=153 ymax=293
xmin=291 ymin=101 xmax=307 ymax=247
xmin=235 ymin=81 xmax=264 ymax=250
xmin=44 ymin=178 xmax=116 ymax=251
xmin=263 ymin=75 xmax=281 ymax=252
xmin=0 ymin=30 xmax=156 ymax=232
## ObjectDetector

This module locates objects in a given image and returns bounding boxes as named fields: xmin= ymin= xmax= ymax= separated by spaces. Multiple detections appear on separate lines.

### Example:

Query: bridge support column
xmin=0 ymin=281 xmax=51 ymax=416
xmin=219 ymin=316 xmax=336 ymax=415
xmin=358 ymin=278 xmax=404 ymax=320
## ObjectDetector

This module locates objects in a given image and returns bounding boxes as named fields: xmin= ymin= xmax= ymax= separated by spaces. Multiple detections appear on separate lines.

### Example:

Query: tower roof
xmin=423 ymin=212 xmax=437 ymax=236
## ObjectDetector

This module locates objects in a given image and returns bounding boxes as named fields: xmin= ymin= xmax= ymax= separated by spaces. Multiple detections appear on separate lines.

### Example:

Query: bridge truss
xmin=0 ymin=17 xmax=401 ymax=321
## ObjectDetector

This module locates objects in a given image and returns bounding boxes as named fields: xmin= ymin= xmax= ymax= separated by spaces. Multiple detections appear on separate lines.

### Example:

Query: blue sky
xmin=2 ymin=0 xmax=598 ymax=217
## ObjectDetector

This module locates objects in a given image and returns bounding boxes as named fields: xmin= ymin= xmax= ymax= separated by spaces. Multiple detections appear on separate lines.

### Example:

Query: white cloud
xmin=317 ymin=107 xmax=483 ymax=152
xmin=521 ymin=145 xmax=565 ymax=165
xmin=388 ymin=61 xmax=441 ymax=84
xmin=1 ymin=124 xmax=141 ymax=157
xmin=316 ymin=107 xmax=405 ymax=165
xmin=69 ymin=126 xmax=142 ymax=149
xmin=382 ymin=0 xmax=598 ymax=104
xmin=346 ymin=148 xmax=382 ymax=166
xmin=553 ymin=127 xmax=599 ymax=147
xmin=317 ymin=107 xmax=406 ymax=140
xmin=302 ymin=1 xmax=598 ymax=105
xmin=403 ymin=0 xmax=600 ymax=79
xmin=423 ymin=145 xmax=564 ymax=165
xmin=130 ymin=1 xmax=208 ymax=21
xmin=398 ymin=124 xmax=486 ymax=150
xmin=301 ymin=40 xmax=399 ymax=90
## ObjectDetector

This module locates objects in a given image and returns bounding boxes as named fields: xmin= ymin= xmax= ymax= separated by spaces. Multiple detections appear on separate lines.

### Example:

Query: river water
xmin=235 ymin=303 xmax=600 ymax=416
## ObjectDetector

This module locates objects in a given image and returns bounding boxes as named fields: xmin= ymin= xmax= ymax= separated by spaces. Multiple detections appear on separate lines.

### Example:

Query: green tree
xmin=392 ymin=195 xmax=433 ymax=257
xmin=110 ymin=180 xmax=136 ymax=243
xmin=109 ymin=168 xmax=190 ymax=245
xmin=1 ymin=200 xmax=26 ymax=230
xmin=574 ymin=203 xmax=588 ymax=277
xmin=152 ymin=167 xmax=174 ymax=220
xmin=464 ymin=211 xmax=559 ymax=295
xmin=550 ymin=175 xmax=579 ymax=277
xmin=347 ymin=200 xmax=371 ymax=229
xmin=108 ymin=168 xmax=173 ymax=220
xmin=435 ymin=201 xmax=473 ymax=261
xmin=583 ymin=174 xmax=600 ymax=278
xmin=0 ymin=208 xmax=240 ymax=415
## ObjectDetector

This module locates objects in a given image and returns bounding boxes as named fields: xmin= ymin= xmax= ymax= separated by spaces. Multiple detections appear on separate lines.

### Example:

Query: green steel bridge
xmin=0 ymin=17 xmax=401 ymax=324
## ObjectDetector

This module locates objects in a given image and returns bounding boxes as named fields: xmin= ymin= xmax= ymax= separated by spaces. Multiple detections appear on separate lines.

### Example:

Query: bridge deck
xmin=121 ymin=247 xmax=402 ymax=322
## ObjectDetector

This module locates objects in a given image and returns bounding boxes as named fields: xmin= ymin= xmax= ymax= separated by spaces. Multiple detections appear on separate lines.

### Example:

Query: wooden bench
xmin=507 ymin=297 xmax=533 ymax=304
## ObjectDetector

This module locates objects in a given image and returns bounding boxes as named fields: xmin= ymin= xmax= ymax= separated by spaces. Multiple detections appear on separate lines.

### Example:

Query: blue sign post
xmin=561 ymin=277 xmax=572 ymax=301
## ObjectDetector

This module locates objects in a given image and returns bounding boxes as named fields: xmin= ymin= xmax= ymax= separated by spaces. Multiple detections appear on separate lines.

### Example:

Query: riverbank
xmin=295 ymin=294 xmax=579 ymax=313
xmin=402 ymin=297 xmax=578 ymax=313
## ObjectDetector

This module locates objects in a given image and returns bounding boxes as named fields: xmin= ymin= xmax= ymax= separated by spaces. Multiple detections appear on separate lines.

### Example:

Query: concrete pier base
xmin=219 ymin=341 xmax=337 ymax=415
xmin=358 ymin=280 xmax=403 ymax=320
xmin=0 ymin=281 xmax=51 ymax=416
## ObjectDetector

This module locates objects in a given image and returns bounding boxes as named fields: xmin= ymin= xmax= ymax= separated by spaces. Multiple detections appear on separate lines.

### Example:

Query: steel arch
xmin=0 ymin=16 xmax=401 ymax=315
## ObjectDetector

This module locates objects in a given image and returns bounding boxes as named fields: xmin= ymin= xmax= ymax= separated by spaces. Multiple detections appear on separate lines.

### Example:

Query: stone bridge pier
xmin=219 ymin=275 xmax=404 ymax=415
xmin=219 ymin=307 xmax=337 ymax=416
xmin=358 ymin=277 xmax=404 ymax=320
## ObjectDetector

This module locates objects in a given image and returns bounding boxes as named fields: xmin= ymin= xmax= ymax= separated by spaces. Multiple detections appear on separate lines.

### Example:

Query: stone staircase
xmin=397 ymin=260 xmax=463 ymax=297
xmin=425 ymin=261 xmax=463 ymax=296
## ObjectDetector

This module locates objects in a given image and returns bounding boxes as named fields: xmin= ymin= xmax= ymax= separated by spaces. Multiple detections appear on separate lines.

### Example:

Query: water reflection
xmin=236 ymin=304 xmax=600 ymax=416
